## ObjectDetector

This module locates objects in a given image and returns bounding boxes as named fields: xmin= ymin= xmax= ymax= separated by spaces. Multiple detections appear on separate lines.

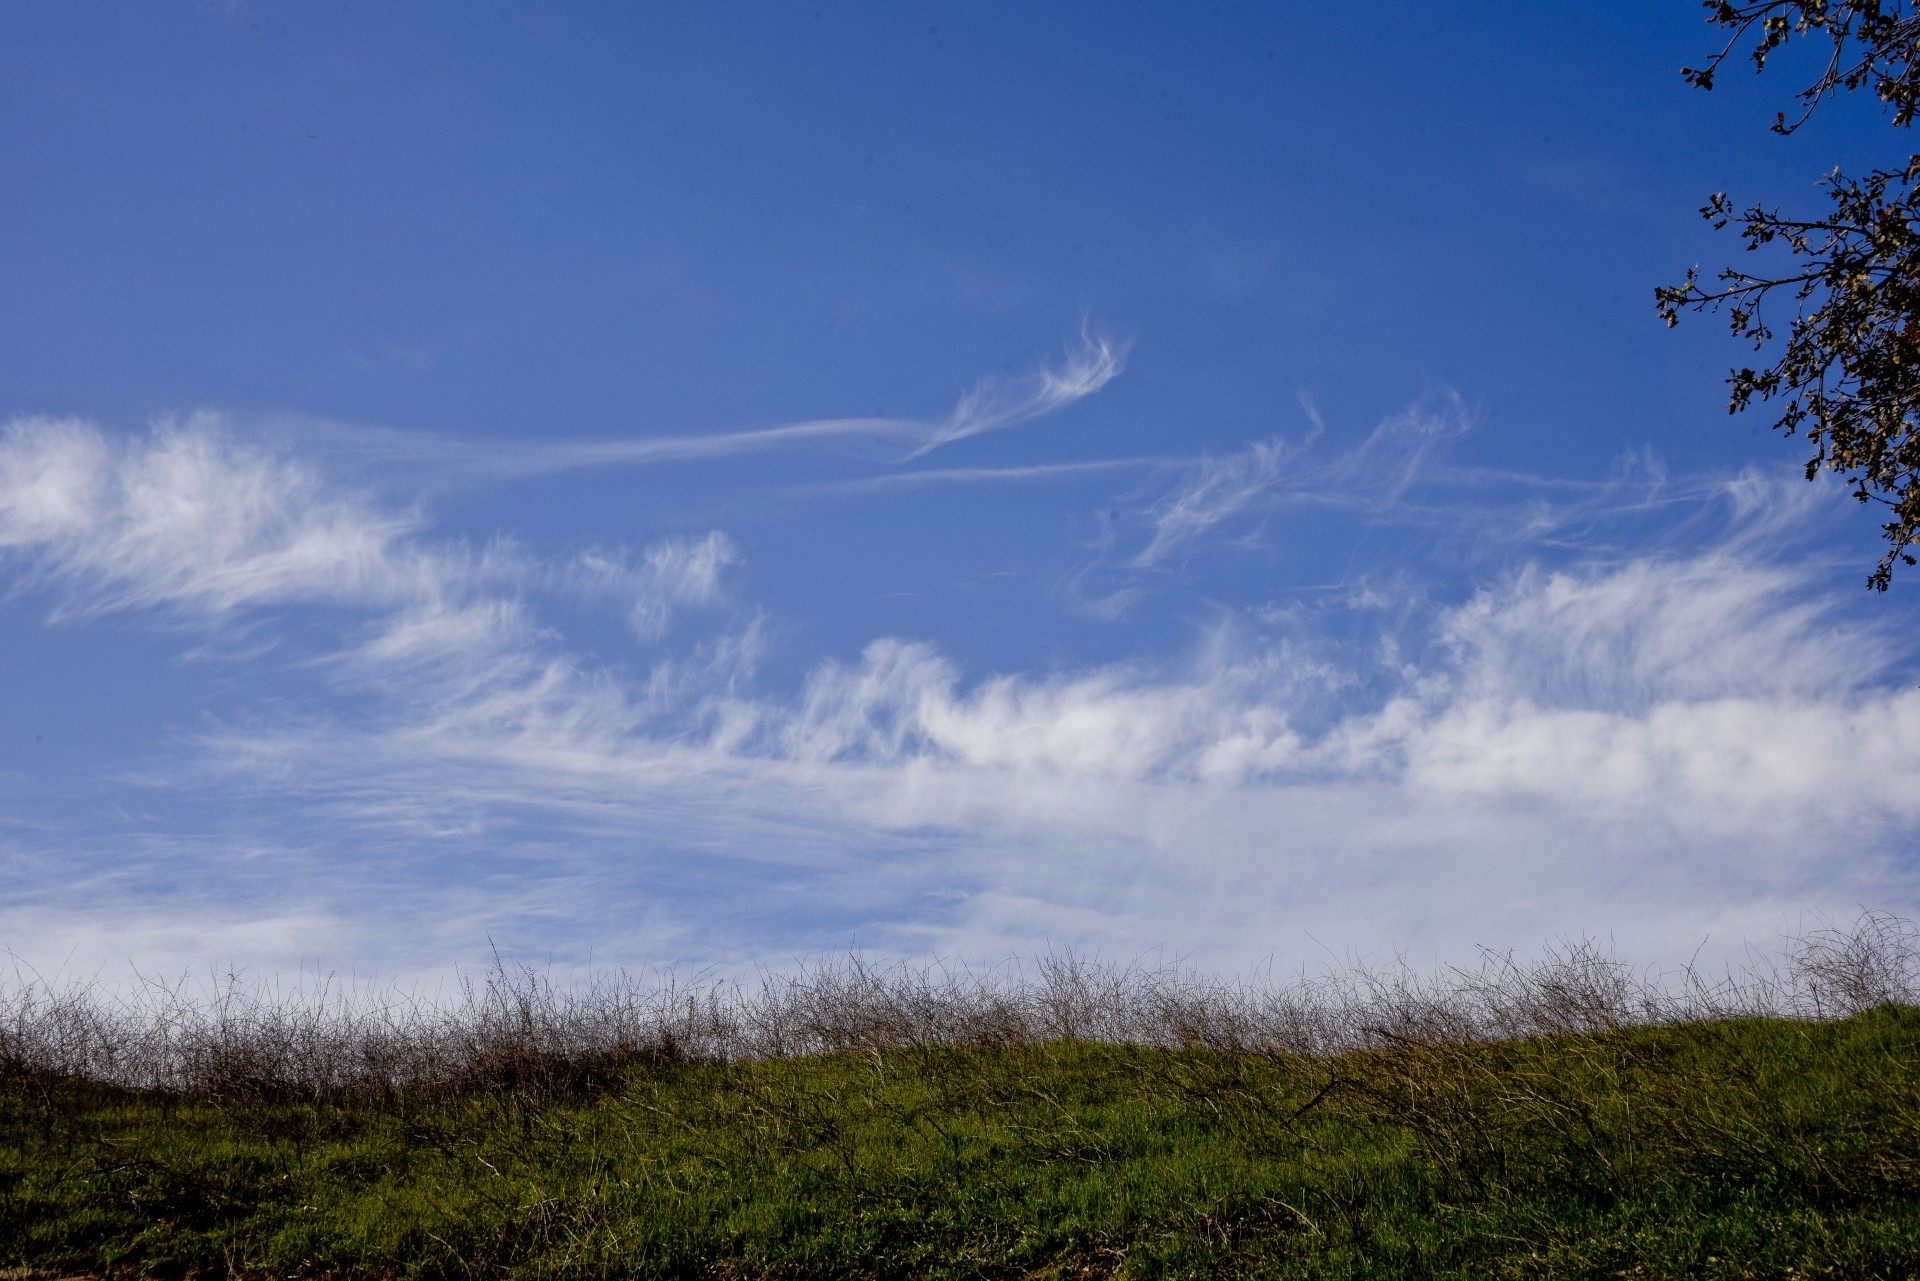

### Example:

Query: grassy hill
xmin=4 ymin=927 xmax=1918 ymax=1278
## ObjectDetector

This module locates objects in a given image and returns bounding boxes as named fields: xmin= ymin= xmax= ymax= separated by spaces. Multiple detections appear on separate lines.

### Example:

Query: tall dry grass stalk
xmin=1 ymin=912 xmax=1913 ymax=1100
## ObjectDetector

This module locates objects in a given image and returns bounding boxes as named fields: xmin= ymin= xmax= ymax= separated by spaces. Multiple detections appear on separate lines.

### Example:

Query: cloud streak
xmin=904 ymin=333 xmax=1125 ymax=459
xmin=1135 ymin=437 xmax=1288 ymax=567
xmin=0 ymin=416 xmax=755 ymax=659
xmin=289 ymin=335 xmax=1125 ymax=482
xmin=158 ymin=537 xmax=1917 ymax=979
xmin=1 ymin=406 xmax=1915 ymax=984
xmin=805 ymin=457 xmax=1169 ymax=494
xmin=570 ymin=533 xmax=739 ymax=641
xmin=0 ymin=414 xmax=431 ymax=619
xmin=1119 ymin=395 xmax=1476 ymax=572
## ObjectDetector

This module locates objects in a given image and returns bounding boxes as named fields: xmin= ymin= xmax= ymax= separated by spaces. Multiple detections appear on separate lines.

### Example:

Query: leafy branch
xmin=1682 ymin=1 xmax=1920 ymax=132
xmin=1663 ymin=0 xmax=1920 ymax=589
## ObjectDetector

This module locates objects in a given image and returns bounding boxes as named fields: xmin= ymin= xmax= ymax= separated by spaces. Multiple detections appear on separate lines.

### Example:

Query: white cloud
xmin=2 ymin=408 xmax=1915 ymax=984
xmin=1126 ymin=394 xmax=1473 ymax=569
xmin=906 ymin=333 xmax=1126 ymax=458
xmin=282 ymin=333 xmax=1125 ymax=480
xmin=0 ymin=414 xmax=749 ymax=681
xmin=571 ymin=532 xmax=739 ymax=641
xmin=0 ymin=414 xmax=431 ymax=618
xmin=1438 ymin=554 xmax=1891 ymax=706
xmin=1134 ymin=437 xmax=1287 ymax=567
xmin=133 ymin=531 xmax=1916 ymax=981
xmin=808 ymin=457 xmax=1166 ymax=494
xmin=1317 ymin=393 xmax=1467 ymax=502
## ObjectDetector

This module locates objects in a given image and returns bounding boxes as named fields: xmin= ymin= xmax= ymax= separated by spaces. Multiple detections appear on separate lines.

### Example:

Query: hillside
xmin=5 ymin=995 xmax=1917 ymax=1278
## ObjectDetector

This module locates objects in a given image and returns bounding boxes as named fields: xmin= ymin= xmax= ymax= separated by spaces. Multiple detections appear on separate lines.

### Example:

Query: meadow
xmin=3 ymin=915 xmax=1917 ymax=1279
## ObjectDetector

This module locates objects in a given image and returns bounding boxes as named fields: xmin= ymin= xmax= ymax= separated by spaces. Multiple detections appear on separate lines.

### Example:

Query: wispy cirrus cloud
xmin=150 ymin=514 xmax=1918 ymax=978
xmin=904 ymin=332 xmax=1125 ymax=459
xmin=0 ymin=416 xmax=744 ymax=658
xmin=804 ymin=457 xmax=1170 ymax=495
xmin=1134 ymin=437 xmax=1289 ymax=567
xmin=0 ymin=413 xmax=432 ymax=619
xmin=285 ymin=334 xmax=1125 ymax=483
xmin=2 ymin=405 xmax=1915 ymax=984
xmin=570 ymin=533 xmax=739 ymax=641
xmin=1129 ymin=394 xmax=1473 ymax=570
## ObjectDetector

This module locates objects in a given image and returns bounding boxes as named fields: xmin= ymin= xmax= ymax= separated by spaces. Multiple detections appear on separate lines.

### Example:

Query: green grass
xmin=4 ymin=1005 xmax=1918 ymax=1279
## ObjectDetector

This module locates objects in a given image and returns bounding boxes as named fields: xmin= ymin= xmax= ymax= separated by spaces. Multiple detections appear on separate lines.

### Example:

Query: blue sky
xmin=3 ymin=1 xmax=1916 ymax=982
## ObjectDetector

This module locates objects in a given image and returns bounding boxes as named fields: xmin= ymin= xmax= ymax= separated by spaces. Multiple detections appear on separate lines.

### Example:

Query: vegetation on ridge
xmin=2 ymin=916 xmax=1918 ymax=1278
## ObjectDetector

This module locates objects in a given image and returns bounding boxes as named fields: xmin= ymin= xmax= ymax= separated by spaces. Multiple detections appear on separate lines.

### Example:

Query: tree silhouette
xmin=1658 ymin=1 xmax=1920 ymax=589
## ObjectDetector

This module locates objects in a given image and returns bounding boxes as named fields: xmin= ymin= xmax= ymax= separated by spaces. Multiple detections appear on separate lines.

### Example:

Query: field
xmin=3 ymin=917 xmax=1918 ymax=1279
